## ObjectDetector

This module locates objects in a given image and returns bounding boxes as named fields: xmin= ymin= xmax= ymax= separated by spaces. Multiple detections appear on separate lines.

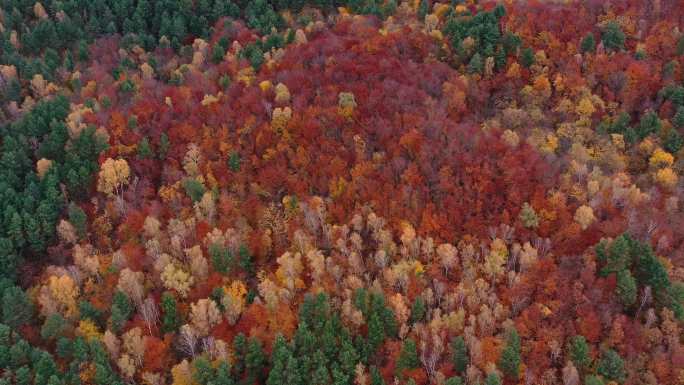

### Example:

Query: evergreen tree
xmin=451 ymin=336 xmax=468 ymax=373
xmin=67 ymin=203 xmax=87 ymax=239
xmin=673 ymin=107 xmax=684 ymax=128
xmin=215 ymin=361 xmax=234 ymax=385
xmin=498 ymin=328 xmax=520 ymax=380
xmin=636 ymin=111 xmax=661 ymax=140
xmin=616 ymin=269 xmax=637 ymax=307
xmin=520 ymin=47 xmax=535 ymax=68
xmin=602 ymin=22 xmax=625 ymax=52
xmin=1 ymin=286 xmax=33 ymax=329
xmin=581 ymin=33 xmax=596 ymax=53
xmin=284 ymin=354 xmax=303 ymax=385
xmin=396 ymin=338 xmax=420 ymax=376
xmin=41 ymin=314 xmax=66 ymax=340
xmin=597 ymin=349 xmax=626 ymax=383
xmin=159 ymin=133 xmax=170 ymax=160
xmin=568 ymin=335 xmax=591 ymax=372
xmin=228 ymin=151 xmax=241 ymax=172
xmin=311 ymin=350 xmax=331 ymax=385
xmin=209 ymin=244 xmax=232 ymax=275
xmin=161 ymin=292 xmax=181 ymax=333
xmin=410 ymin=297 xmax=426 ymax=324
xmin=418 ymin=0 xmax=430 ymax=21
xmin=245 ymin=337 xmax=266 ymax=383
xmin=193 ymin=356 xmax=215 ymax=385
xmin=370 ymin=366 xmax=385 ymax=385
xmin=662 ymin=128 xmax=683 ymax=156
xmin=212 ymin=44 xmax=226 ymax=64
xmin=267 ymin=335 xmax=290 ymax=385
xmin=137 ymin=137 xmax=153 ymax=159
xmin=467 ymin=53 xmax=484 ymax=74
xmin=585 ymin=375 xmax=605 ymax=385
xmin=445 ymin=377 xmax=464 ymax=385
xmin=485 ymin=372 xmax=502 ymax=385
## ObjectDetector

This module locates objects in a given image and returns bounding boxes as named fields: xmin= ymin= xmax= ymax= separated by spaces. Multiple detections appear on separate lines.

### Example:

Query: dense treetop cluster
xmin=0 ymin=1 xmax=683 ymax=385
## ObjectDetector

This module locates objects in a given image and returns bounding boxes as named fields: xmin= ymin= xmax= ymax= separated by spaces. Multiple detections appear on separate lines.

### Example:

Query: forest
xmin=0 ymin=0 xmax=683 ymax=384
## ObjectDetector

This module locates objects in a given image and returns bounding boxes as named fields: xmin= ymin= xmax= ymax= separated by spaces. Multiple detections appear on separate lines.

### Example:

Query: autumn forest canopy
xmin=0 ymin=0 xmax=683 ymax=385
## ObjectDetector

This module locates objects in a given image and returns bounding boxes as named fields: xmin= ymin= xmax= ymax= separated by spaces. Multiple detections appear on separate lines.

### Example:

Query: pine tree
xmin=370 ymin=366 xmax=385 ymax=385
xmin=498 ymin=328 xmax=520 ymax=380
xmin=267 ymin=335 xmax=290 ymax=385
xmin=602 ymin=22 xmax=625 ymax=52
xmin=68 ymin=203 xmax=87 ymax=239
xmin=584 ymin=375 xmax=605 ymax=385
xmin=410 ymin=297 xmax=426 ymax=324
xmin=468 ymin=53 xmax=484 ymax=74
xmin=520 ymin=47 xmax=535 ymax=68
xmin=41 ymin=314 xmax=66 ymax=340
xmin=161 ymin=292 xmax=181 ymax=333
xmin=616 ymin=269 xmax=637 ymax=307
xmin=311 ymin=350 xmax=331 ymax=385
xmin=396 ymin=338 xmax=420 ymax=376
xmin=245 ymin=337 xmax=266 ymax=383
xmin=193 ymin=356 xmax=216 ymax=385
xmin=485 ymin=372 xmax=501 ymax=385
xmin=284 ymin=355 xmax=303 ymax=385
xmin=568 ymin=335 xmax=591 ymax=372
xmin=451 ymin=336 xmax=468 ymax=373
xmin=445 ymin=377 xmax=464 ymax=385
xmin=1 ymin=286 xmax=33 ymax=329
xmin=215 ymin=361 xmax=235 ymax=385
xmin=137 ymin=137 xmax=153 ymax=159
xmin=597 ymin=349 xmax=625 ymax=383
xmin=212 ymin=44 xmax=225 ymax=64
xmin=418 ymin=0 xmax=429 ymax=21
xmin=580 ymin=33 xmax=595 ymax=53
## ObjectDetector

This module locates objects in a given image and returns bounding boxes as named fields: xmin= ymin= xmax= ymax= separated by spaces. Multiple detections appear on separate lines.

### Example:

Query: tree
xmin=284 ymin=354 xmax=303 ymax=385
xmin=137 ymin=137 xmax=153 ymax=159
xmin=67 ymin=203 xmax=87 ymax=239
xmin=445 ymin=377 xmax=463 ymax=385
xmin=584 ymin=375 xmax=605 ymax=385
xmin=451 ymin=336 xmax=468 ymax=373
xmin=568 ymin=335 xmax=591 ymax=372
xmin=2 ymin=286 xmax=33 ymax=329
xmin=574 ymin=205 xmax=595 ymax=230
xmin=468 ymin=53 xmax=483 ymax=74
xmin=267 ymin=335 xmax=290 ymax=385
xmin=215 ymin=361 xmax=234 ymax=385
xmin=245 ymin=337 xmax=266 ymax=383
xmin=189 ymin=299 xmax=221 ymax=336
xmin=498 ymin=328 xmax=520 ymax=380
xmin=485 ymin=372 xmax=501 ymax=385
xmin=211 ymin=44 xmax=225 ymax=64
xmin=616 ymin=270 xmax=637 ymax=307
xmin=418 ymin=0 xmax=429 ymax=21
xmin=97 ymin=158 xmax=130 ymax=204
xmin=674 ymin=106 xmax=684 ymax=128
xmin=161 ymin=292 xmax=181 ymax=333
xmin=41 ymin=314 xmax=66 ymax=340
xmin=396 ymin=338 xmax=420 ymax=376
xmin=581 ymin=33 xmax=595 ymax=53
xmin=597 ymin=349 xmax=625 ymax=383
xmin=410 ymin=297 xmax=426 ymax=324
xmin=193 ymin=356 xmax=216 ymax=385
xmin=602 ymin=22 xmax=625 ymax=52
xmin=370 ymin=366 xmax=385 ymax=385
xmin=520 ymin=47 xmax=535 ymax=68
xmin=111 ymin=291 xmax=132 ymax=333
xmin=209 ymin=244 xmax=232 ymax=275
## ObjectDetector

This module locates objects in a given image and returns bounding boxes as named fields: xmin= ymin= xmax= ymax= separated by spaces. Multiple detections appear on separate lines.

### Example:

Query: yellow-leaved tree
xmin=97 ymin=158 xmax=131 ymax=211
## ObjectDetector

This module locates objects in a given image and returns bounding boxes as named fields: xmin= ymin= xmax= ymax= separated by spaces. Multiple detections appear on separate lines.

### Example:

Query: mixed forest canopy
xmin=0 ymin=0 xmax=683 ymax=385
